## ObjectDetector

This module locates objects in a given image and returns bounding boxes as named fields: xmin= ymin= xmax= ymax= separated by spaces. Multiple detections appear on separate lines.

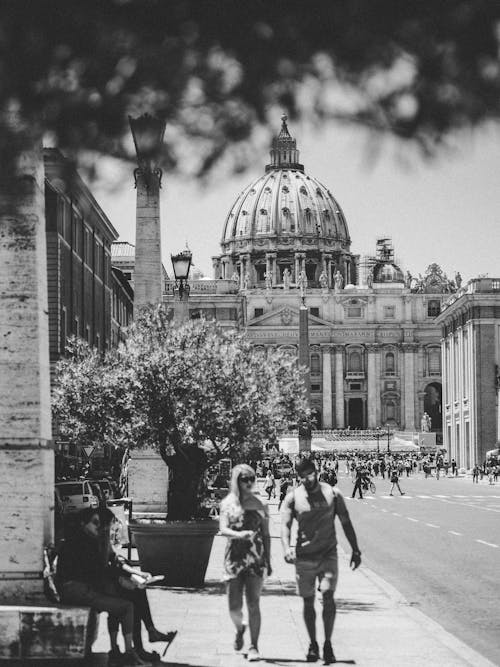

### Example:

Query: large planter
xmin=129 ymin=519 xmax=219 ymax=587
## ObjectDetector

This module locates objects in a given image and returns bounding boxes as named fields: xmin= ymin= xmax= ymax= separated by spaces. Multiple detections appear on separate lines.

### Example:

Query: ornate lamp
xmin=128 ymin=113 xmax=166 ymax=188
xmin=171 ymin=249 xmax=192 ymax=301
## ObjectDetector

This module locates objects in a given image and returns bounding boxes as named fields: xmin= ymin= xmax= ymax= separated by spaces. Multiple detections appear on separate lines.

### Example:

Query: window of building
xmin=310 ymin=353 xmax=321 ymax=375
xmin=384 ymin=305 xmax=395 ymax=319
xmin=349 ymin=350 xmax=362 ymax=372
xmin=311 ymin=384 xmax=321 ymax=392
xmin=347 ymin=306 xmax=362 ymax=318
xmin=60 ymin=307 xmax=67 ymax=354
xmin=350 ymin=382 xmax=361 ymax=391
xmin=427 ymin=300 xmax=441 ymax=317
xmin=310 ymin=307 xmax=319 ymax=317
xmin=256 ymin=265 xmax=266 ymax=281
xmin=254 ymin=308 xmax=264 ymax=318
xmin=428 ymin=348 xmax=441 ymax=376
xmin=385 ymin=352 xmax=395 ymax=375
xmin=305 ymin=263 xmax=316 ymax=282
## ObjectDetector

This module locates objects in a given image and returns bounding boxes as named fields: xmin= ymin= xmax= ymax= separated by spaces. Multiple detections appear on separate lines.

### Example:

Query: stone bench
xmin=0 ymin=604 xmax=98 ymax=661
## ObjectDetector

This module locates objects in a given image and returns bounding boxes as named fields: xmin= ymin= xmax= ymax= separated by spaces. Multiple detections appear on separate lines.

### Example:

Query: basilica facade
xmin=164 ymin=117 xmax=459 ymax=437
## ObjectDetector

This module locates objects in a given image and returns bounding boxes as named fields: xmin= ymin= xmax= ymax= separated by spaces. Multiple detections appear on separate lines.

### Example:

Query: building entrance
xmin=424 ymin=382 xmax=442 ymax=432
xmin=347 ymin=397 xmax=364 ymax=429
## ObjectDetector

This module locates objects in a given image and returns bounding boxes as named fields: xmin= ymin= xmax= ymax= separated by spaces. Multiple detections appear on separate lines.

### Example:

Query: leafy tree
xmin=1 ymin=0 xmax=500 ymax=179
xmin=53 ymin=307 xmax=309 ymax=519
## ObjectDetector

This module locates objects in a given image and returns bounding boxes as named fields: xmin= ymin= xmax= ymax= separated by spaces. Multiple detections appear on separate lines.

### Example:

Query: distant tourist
xmin=263 ymin=470 xmax=276 ymax=500
xmin=389 ymin=468 xmax=405 ymax=496
xmin=281 ymin=459 xmax=361 ymax=664
xmin=219 ymin=464 xmax=272 ymax=662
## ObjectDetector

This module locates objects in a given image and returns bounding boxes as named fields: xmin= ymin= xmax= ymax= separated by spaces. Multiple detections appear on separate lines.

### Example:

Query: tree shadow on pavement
xmin=262 ymin=660 xmax=355 ymax=665
xmin=336 ymin=597 xmax=378 ymax=613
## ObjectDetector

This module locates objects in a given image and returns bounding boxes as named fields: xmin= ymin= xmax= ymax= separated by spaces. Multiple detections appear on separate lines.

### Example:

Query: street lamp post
xmin=376 ymin=426 xmax=381 ymax=455
xmin=386 ymin=424 xmax=391 ymax=454
xmin=171 ymin=249 xmax=192 ymax=323
xmin=129 ymin=113 xmax=166 ymax=311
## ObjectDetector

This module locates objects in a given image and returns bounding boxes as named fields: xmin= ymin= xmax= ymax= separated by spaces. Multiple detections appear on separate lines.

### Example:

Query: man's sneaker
xmin=323 ymin=640 xmax=336 ymax=664
xmin=306 ymin=641 xmax=320 ymax=662
xmin=247 ymin=646 xmax=261 ymax=661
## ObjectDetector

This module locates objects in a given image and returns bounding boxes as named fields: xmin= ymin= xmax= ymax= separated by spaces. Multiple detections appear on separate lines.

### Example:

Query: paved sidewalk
xmin=92 ymin=499 xmax=496 ymax=666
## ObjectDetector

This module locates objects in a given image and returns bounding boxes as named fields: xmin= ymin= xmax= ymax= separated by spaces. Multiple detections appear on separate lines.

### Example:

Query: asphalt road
xmin=335 ymin=471 xmax=500 ymax=666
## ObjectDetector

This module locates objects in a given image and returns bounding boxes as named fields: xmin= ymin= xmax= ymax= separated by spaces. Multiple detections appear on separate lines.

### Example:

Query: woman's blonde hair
xmin=222 ymin=463 xmax=256 ymax=507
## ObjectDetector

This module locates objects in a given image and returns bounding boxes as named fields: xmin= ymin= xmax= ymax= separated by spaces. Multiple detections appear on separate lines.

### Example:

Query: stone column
xmin=134 ymin=170 xmax=163 ymax=310
xmin=267 ymin=252 xmax=277 ymax=285
xmin=0 ymin=138 xmax=53 ymax=600
xmin=322 ymin=346 xmax=333 ymax=428
xmin=327 ymin=256 xmax=333 ymax=287
xmin=402 ymin=343 xmax=418 ymax=430
xmin=298 ymin=303 xmax=311 ymax=451
xmin=211 ymin=256 xmax=220 ymax=279
xmin=334 ymin=345 xmax=345 ymax=428
xmin=366 ymin=344 xmax=379 ymax=428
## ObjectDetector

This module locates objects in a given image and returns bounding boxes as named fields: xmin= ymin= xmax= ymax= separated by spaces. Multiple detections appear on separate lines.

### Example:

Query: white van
xmin=55 ymin=480 xmax=99 ymax=514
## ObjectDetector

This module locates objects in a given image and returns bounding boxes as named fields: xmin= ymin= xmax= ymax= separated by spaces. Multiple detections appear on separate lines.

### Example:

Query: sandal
xmin=148 ymin=628 xmax=177 ymax=643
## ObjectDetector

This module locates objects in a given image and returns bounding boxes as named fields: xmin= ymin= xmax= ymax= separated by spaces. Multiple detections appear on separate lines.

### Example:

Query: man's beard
xmin=304 ymin=474 xmax=318 ymax=491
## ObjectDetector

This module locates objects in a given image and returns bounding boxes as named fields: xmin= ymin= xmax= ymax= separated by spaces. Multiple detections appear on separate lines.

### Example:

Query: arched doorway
xmin=424 ymin=382 xmax=442 ymax=431
xmin=347 ymin=398 xmax=364 ymax=429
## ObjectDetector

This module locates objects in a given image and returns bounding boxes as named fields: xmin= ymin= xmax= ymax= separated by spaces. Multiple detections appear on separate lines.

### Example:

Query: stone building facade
xmin=436 ymin=278 xmax=500 ymax=467
xmin=44 ymin=149 xmax=134 ymax=363
xmin=164 ymin=118 xmax=459 ymax=437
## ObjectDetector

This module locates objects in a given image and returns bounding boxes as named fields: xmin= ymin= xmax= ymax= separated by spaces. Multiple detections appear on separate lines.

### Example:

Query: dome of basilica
xmin=215 ymin=116 xmax=355 ymax=289
xmin=221 ymin=118 xmax=350 ymax=247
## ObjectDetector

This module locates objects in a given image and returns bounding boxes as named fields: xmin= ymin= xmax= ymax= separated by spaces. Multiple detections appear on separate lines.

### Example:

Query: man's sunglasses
xmin=239 ymin=476 xmax=255 ymax=483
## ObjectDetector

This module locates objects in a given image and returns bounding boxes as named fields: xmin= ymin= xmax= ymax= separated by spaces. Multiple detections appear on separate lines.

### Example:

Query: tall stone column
xmin=134 ymin=170 xmax=163 ymax=310
xmin=367 ymin=344 xmax=379 ymax=428
xmin=402 ymin=343 xmax=417 ymax=430
xmin=334 ymin=345 xmax=345 ymax=428
xmin=129 ymin=113 xmax=166 ymax=312
xmin=0 ymin=137 xmax=53 ymax=600
xmin=298 ymin=303 xmax=311 ymax=451
xmin=322 ymin=346 xmax=333 ymax=428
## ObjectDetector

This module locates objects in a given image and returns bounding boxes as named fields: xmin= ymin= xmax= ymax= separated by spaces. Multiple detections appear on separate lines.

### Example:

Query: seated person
xmin=57 ymin=507 xmax=176 ymax=666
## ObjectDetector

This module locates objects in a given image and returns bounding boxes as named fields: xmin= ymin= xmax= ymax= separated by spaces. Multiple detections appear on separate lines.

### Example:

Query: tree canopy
xmin=52 ymin=308 xmax=308 ymax=462
xmin=1 ymin=0 xmax=500 ymax=177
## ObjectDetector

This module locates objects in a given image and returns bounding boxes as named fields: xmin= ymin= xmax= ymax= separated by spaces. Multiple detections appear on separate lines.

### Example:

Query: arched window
xmin=349 ymin=350 xmax=362 ymax=372
xmin=386 ymin=400 xmax=396 ymax=421
xmin=310 ymin=353 xmax=321 ymax=375
xmin=299 ymin=185 xmax=308 ymax=196
xmin=256 ymin=208 xmax=268 ymax=233
xmin=385 ymin=352 xmax=395 ymax=375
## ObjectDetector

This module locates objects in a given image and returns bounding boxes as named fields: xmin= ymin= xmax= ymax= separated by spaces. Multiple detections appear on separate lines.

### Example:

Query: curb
xmin=338 ymin=547 xmax=497 ymax=667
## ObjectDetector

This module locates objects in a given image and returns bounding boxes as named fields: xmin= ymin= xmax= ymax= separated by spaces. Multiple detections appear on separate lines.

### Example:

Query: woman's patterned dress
xmin=221 ymin=502 xmax=267 ymax=580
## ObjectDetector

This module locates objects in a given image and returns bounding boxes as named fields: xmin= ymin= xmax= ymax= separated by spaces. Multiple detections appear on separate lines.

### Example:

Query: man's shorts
xmin=295 ymin=551 xmax=338 ymax=598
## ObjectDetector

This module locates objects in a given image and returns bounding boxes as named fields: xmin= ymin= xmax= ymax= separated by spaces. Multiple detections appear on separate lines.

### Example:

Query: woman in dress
xmin=219 ymin=464 xmax=272 ymax=662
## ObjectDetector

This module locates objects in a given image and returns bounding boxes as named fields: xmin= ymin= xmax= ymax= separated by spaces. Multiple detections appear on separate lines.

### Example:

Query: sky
xmin=95 ymin=119 xmax=500 ymax=283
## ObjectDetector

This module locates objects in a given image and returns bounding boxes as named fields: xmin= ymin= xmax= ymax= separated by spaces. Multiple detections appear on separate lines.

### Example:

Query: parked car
xmin=87 ymin=480 xmax=107 ymax=509
xmin=55 ymin=480 xmax=99 ymax=514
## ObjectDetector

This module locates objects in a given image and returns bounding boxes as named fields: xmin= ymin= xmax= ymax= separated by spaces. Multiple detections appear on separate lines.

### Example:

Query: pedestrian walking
xmin=472 ymin=464 xmax=480 ymax=483
xmin=389 ymin=468 xmax=405 ymax=496
xmin=219 ymin=464 xmax=272 ymax=662
xmin=351 ymin=465 xmax=364 ymax=499
xmin=281 ymin=459 xmax=361 ymax=665
xmin=278 ymin=474 xmax=290 ymax=511
xmin=263 ymin=470 xmax=276 ymax=500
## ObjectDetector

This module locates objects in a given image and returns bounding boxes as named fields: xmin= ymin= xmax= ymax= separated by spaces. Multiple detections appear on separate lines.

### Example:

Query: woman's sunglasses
xmin=239 ymin=476 xmax=255 ymax=483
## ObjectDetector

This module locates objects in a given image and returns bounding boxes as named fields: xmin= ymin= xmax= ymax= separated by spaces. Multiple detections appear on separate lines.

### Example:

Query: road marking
xmin=381 ymin=509 xmax=388 ymax=512
xmin=380 ymin=495 xmax=392 ymax=499
xmin=435 ymin=494 xmax=449 ymax=498
xmin=475 ymin=539 xmax=499 ymax=548
xmin=417 ymin=495 xmax=431 ymax=499
xmin=407 ymin=517 xmax=419 ymax=522
xmin=448 ymin=530 xmax=462 ymax=536
xmin=425 ymin=523 xmax=439 ymax=528
xmin=392 ymin=512 xmax=402 ymax=517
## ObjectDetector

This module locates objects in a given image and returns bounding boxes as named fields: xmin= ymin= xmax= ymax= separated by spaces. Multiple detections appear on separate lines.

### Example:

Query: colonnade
xmin=260 ymin=342 xmax=422 ymax=431
xmin=213 ymin=251 xmax=347 ymax=288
